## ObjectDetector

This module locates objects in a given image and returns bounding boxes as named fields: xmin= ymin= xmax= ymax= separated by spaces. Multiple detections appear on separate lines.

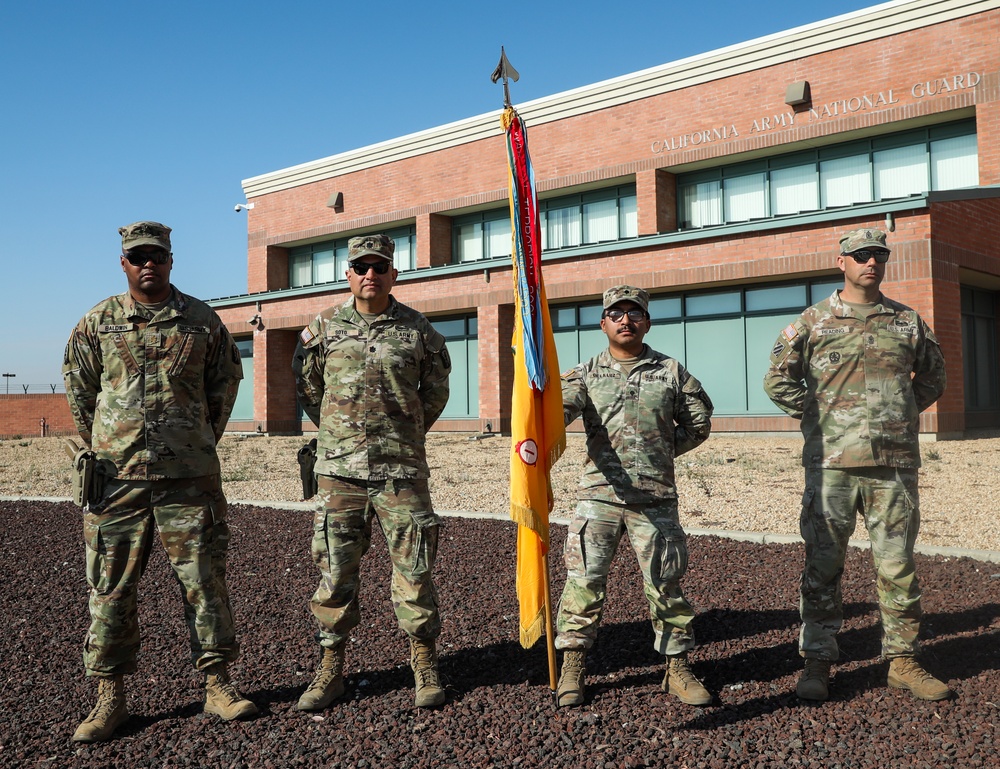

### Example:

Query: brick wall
xmin=0 ymin=394 xmax=75 ymax=439
xmin=223 ymin=8 xmax=1000 ymax=437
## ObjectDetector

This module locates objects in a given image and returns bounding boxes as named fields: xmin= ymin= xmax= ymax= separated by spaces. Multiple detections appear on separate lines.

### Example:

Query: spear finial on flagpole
xmin=491 ymin=46 xmax=520 ymax=107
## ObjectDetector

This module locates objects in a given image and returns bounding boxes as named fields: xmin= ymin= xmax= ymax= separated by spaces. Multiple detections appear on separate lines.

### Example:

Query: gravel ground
xmin=1 ymin=500 xmax=997 ymax=768
xmin=3 ymin=431 xmax=999 ymax=553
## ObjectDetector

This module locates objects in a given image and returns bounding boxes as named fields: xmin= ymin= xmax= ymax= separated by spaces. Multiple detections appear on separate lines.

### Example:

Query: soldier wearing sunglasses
xmin=764 ymin=228 xmax=949 ymax=702
xmin=555 ymin=285 xmax=715 ymax=708
xmin=292 ymin=233 xmax=451 ymax=711
xmin=63 ymin=221 xmax=255 ymax=743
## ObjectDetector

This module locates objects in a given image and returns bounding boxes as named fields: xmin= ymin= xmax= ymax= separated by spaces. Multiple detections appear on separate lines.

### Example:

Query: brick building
xmin=212 ymin=0 xmax=1000 ymax=438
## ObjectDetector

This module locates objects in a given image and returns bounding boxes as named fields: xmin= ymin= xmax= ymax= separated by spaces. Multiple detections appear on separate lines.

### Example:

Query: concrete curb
xmin=6 ymin=496 xmax=999 ymax=565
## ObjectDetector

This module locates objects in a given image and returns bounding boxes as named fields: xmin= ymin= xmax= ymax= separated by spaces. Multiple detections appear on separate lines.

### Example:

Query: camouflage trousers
xmin=81 ymin=475 xmax=240 ymax=677
xmin=555 ymin=498 xmax=695 ymax=655
xmin=799 ymin=467 xmax=922 ymax=660
xmin=309 ymin=474 xmax=441 ymax=648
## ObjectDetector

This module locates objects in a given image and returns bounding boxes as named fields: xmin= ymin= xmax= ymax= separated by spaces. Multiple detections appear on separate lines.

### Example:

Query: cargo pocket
xmin=207 ymin=493 xmax=231 ymax=566
xmin=564 ymin=517 xmax=589 ymax=578
xmin=651 ymin=519 xmax=688 ymax=585
xmin=83 ymin=516 xmax=110 ymax=594
xmin=798 ymin=486 xmax=818 ymax=542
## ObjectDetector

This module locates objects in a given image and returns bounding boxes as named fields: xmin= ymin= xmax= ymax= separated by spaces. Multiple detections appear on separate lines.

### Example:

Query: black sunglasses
xmin=603 ymin=308 xmax=647 ymax=322
xmin=123 ymin=250 xmax=170 ymax=266
xmin=845 ymin=250 xmax=890 ymax=265
xmin=349 ymin=261 xmax=392 ymax=275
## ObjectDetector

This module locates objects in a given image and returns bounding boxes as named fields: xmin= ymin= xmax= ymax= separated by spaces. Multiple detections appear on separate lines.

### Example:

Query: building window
xmin=230 ymin=339 xmax=254 ymax=422
xmin=552 ymin=277 xmax=842 ymax=417
xmin=452 ymin=184 xmax=638 ymax=263
xmin=678 ymin=121 xmax=978 ymax=229
xmin=454 ymin=211 xmax=512 ymax=263
xmin=288 ymin=225 xmax=416 ymax=288
xmin=541 ymin=185 xmax=638 ymax=250
xmin=434 ymin=315 xmax=479 ymax=419
xmin=961 ymin=287 xmax=999 ymax=412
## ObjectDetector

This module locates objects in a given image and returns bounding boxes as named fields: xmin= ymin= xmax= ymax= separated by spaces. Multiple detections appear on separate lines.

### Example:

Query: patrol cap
xmin=603 ymin=285 xmax=649 ymax=313
xmin=119 ymin=221 xmax=172 ymax=253
xmin=347 ymin=233 xmax=395 ymax=262
xmin=839 ymin=228 xmax=890 ymax=255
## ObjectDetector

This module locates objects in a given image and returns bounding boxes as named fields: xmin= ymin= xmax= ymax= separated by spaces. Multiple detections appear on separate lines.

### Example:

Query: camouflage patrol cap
xmin=603 ymin=285 xmax=649 ymax=312
xmin=347 ymin=233 xmax=395 ymax=262
xmin=839 ymin=228 xmax=890 ymax=255
xmin=119 ymin=221 xmax=172 ymax=252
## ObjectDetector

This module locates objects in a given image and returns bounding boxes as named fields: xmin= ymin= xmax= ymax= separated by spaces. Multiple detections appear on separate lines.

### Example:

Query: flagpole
xmin=494 ymin=45 xmax=563 ymax=705
xmin=541 ymin=551 xmax=558 ymax=696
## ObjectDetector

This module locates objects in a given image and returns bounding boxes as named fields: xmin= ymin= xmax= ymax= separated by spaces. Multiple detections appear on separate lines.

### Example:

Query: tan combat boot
xmin=203 ymin=663 xmax=258 ymax=721
xmin=410 ymin=638 xmax=445 ymax=707
xmin=296 ymin=644 xmax=347 ymax=711
xmin=72 ymin=675 xmax=128 ymax=743
xmin=887 ymin=656 xmax=952 ymax=701
xmin=662 ymin=653 xmax=712 ymax=705
xmin=556 ymin=650 xmax=586 ymax=708
xmin=796 ymin=658 xmax=832 ymax=701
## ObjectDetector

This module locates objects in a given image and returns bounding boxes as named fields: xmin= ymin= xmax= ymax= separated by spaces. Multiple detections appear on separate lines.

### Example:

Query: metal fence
xmin=0 ymin=383 xmax=66 ymax=395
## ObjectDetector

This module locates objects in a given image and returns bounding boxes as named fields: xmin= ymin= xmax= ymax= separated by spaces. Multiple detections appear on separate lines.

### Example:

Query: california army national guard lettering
xmin=292 ymin=233 xmax=452 ymax=710
xmin=62 ymin=221 xmax=256 ymax=743
xmin=763 ymin=227 xmax=950 ymax=702
xmin=554 ymin=285 xmax=715 ymax=708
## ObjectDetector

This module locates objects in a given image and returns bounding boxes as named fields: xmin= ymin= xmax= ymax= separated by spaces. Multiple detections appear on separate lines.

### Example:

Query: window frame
xmin=677 ymin=120 xmax=977 ymax=230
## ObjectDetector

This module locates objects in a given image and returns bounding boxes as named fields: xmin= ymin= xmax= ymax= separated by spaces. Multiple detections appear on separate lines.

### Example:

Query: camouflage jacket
xmin=562 ymin=345 xmax=713 ymax=503
xmin=763 ymin=290 xmax=946 ymax=468
xmin=62 ymin=286 xmax=243 ymax=480
xmin=293 ymin=295 xmax=451 ymax=480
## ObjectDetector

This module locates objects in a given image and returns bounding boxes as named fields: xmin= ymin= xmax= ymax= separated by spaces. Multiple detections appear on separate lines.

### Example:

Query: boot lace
xmin=89 ymin=680 xmax=121 ymax=722
xmin=669 ymin=656 xmax=700 ymax=687
xmin=413 ymin=648 xmax=441 ymax=689
xmin=560 ymin=651 xmax=586 ymax=683
xmin=801 ymin=658 xmax=831 ymax=683
xmin=894 ymin=656 xmax=934 ymax=682
xmin=306 ymin=649 xmax=344 ymax=693
xmin=207 ymin=671 xmax=244 ymax=706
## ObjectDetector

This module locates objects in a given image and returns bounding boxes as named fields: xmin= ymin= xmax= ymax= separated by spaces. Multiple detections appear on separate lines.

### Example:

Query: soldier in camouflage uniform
xmin=764 ymin=228 xmax=950 ymax=702
xmin=63 ymin=222 xmax=257 ymax=743
xmin=554 ymin=285 xmax=714 ymax=708
xmin=292 ymin=234 xmax=451 ymax=710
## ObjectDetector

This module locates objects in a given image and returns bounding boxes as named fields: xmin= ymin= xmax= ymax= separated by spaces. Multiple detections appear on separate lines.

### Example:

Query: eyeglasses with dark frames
xmin=349 ymin=261 xmax=392 ymax=275
xmin=844 ymin=250 xmax=890 ymax=265
xmin=123 ymin=250 xmax=171 ymax=266
xmin=603 ymin=308 xmax=647 ymax=322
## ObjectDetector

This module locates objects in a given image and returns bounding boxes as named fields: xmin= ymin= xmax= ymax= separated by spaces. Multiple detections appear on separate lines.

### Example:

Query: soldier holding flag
xmin=555 ymin=285 xmax=714 ymax=708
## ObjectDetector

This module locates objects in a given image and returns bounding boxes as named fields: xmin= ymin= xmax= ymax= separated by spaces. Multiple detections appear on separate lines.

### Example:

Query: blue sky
xmin=0 ymin=0 xmax=881 ymax=386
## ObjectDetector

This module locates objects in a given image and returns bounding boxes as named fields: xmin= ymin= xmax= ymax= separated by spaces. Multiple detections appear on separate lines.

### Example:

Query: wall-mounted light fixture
xmin=785 ymin=80 xmax=811 ymax=107
xmin=328 ymin=192 xmax=344 ymax=213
